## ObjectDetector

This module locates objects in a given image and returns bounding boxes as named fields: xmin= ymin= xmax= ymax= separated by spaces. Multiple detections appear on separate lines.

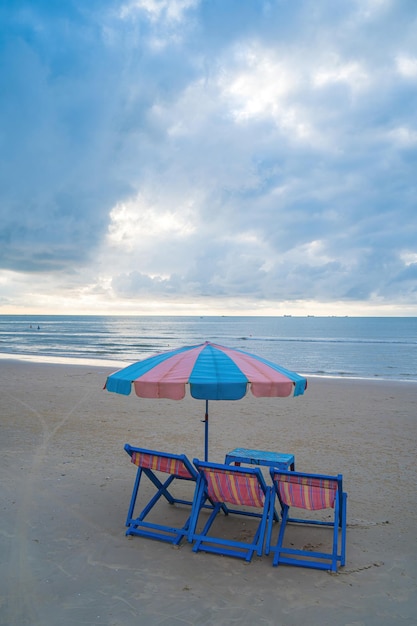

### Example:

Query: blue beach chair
xmin=124 ymin=443 xmax=199 ymax=545
xmin=266 ymin=469 xmax=347 ymax=572
xmin=188 ymin=459 xmax=272 ymax=562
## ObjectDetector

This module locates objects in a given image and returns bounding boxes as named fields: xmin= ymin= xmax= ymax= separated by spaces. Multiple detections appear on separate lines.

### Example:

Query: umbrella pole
xmin=204 ymin=399 xmax=209 ymax=461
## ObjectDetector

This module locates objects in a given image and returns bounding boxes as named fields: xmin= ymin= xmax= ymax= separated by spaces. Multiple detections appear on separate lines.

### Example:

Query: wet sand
xmin=1 ymin=360 xmax=416 ymax=625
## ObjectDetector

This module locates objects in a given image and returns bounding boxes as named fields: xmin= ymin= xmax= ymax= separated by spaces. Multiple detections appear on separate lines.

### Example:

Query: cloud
xmin=1 ymin=0 xmax=417 ymax=314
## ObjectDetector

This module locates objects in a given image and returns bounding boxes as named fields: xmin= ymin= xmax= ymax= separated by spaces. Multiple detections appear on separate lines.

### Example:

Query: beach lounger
xmin=188 ymin=459 xmax=272 ymax=562
xmin=266 ymin=469 xmax=347 ymax=572
xmin=124 ymin=443 xmax=199 ymax=545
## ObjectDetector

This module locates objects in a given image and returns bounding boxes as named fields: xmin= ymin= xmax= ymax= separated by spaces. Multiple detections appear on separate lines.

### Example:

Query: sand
xmin=1 ymin=360 xmax=416 ymax=626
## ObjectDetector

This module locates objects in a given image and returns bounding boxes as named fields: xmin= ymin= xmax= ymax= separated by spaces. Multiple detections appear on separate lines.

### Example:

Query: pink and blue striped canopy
xmin=105 ymin=341 xmax=307 ymax=400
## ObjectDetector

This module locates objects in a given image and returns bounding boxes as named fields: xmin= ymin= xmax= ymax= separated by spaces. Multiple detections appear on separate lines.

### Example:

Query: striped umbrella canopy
xmin=105 ymin=341 xmax=307 ymax=460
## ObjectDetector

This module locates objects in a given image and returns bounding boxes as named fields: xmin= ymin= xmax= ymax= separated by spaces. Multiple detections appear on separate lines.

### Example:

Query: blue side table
xmin=225 ymin=447 xmax=295 ymax=471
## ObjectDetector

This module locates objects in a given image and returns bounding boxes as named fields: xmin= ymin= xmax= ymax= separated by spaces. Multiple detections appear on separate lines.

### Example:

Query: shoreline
xmin=1 ymin=360 xmax=417 ymax=624
xmin=2 ymin=352 xmax=417 ymax=385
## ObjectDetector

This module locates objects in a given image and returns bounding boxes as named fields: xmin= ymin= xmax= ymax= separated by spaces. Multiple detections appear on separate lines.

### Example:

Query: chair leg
xmin=265 ymin=488 xmax=278 ymax=556
xmin=126 ymin=467 xmax=143 ymax=526
xmin=257 ymin=488 xmax=272 ymax=557
xmin=330 ymin=497 xmax=340 ymax=572
xmin=341 ymin=492 xmax=347 ymax=566
xmin=272 ymin=505 xmax=289 ymax=567
xmin=187 ymin=477 xmax=207 ymax=542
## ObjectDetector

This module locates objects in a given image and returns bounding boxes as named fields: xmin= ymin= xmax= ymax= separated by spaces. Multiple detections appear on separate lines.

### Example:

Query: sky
xmin=1 ymin=0 xmax=417 ymax=317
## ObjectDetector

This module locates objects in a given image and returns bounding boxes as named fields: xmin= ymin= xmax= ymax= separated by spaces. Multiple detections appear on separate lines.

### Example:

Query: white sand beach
xmin=1 ymin=360 xmax=416 ymax=625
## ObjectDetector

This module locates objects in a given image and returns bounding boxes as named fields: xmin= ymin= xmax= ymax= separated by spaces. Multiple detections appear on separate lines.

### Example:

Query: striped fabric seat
xmin=124 ymin=444 xmax=198 ymax=546
xmin=266 ymin=469 xmax=347 ymax=573
xmin=273 ymin=473 xmax=337 ymax=510
xmin=131 ymin=451 xmax=194 ymax=479
xmin=205 ymin=468 xmax=265 ymax=508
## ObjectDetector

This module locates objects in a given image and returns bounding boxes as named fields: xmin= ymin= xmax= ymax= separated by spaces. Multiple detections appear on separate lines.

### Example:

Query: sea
xmin=0 ymin=315 xmax=417 ymax=382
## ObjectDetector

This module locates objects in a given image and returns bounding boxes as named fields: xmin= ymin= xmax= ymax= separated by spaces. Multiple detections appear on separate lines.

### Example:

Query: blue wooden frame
xmin=124 ymin=443 xmax=199 ymax=545
xmin=187 ymin=459 xmax=272 ymax=562
xmin=265 ymin=469 xmax=347 ymax=572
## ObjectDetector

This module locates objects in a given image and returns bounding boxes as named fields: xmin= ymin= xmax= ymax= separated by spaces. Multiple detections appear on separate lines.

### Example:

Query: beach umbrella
xmin=105 ymin=341 xmax=307 ymax=461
